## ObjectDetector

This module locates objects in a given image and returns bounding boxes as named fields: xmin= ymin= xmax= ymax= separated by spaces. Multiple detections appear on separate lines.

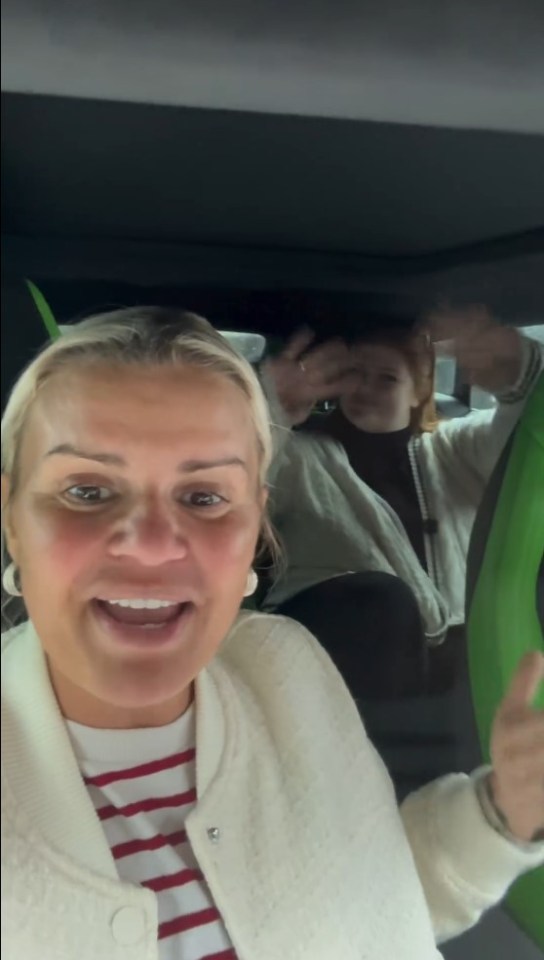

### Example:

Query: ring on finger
xmin=299 ymin=360 xmax=307 ymax=374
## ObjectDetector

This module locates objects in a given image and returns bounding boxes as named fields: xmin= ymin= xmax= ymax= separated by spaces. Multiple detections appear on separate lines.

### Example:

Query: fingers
xmin=266 ymin=331 xmax=351 ymax=423
xmin=282 ymin=328 xmax=316 ymax=361
xmin=281 ymin=338 xmax=350 ymax=405
xmin=501 ymin=651 xmax=544 ymax=714
xmin=428 ymin=303 xmax=495 ymax=345
xmin=281 ymin=332 xmax=351 ymax=401
xmin=282 ymin=329 xmax=349 ymax=368
xmin=300 ymin=376 xmax=351 ymax=404
xmin=427 ymin=305 xmax=523 ymax=393
xmin=302 ymin=340 xmax=350 ymax=384
xmin=490 ymin=722 xmax=544 ymax=839
xmin=298 ymin=372 xmax=351 ymax=404
xmin=304 ymin=341 xmax=348 ymax=380
xmin=490 ymin=652 xmax=544 ymax=843
xmin=492 ymin=653 xmax=544 ymax=764
xmin=493 ymin=713 xmax=544 ymax=754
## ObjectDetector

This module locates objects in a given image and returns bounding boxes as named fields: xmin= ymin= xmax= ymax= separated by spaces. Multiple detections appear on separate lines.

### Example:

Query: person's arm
xmin=259 ymin=330 xmax=351 ymax=484
xmin=400 ymin=652 xmax=544 ymax=943
xmin=429 ymin=309 xmax=543 ymax=483
xmin=400 ymin=771 xmax=544 ymax=943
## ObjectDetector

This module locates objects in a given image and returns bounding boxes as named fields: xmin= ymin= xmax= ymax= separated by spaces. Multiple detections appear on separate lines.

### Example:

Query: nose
xmin=108 ymin=496 xmax=189 ymax=566
xmin=349 ymin=371 xmax=372 ymax=399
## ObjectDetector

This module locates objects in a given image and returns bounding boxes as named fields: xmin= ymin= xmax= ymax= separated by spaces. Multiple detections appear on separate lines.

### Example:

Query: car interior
xmin=2 ymin=2 xmax=544 ymax=957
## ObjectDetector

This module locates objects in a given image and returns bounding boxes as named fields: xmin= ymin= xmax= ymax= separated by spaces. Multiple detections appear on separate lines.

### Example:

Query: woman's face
xmin=2 ymin=363 xmax=265 ymax=727
xmin=339 ymin=343 xmax=419 ymax=433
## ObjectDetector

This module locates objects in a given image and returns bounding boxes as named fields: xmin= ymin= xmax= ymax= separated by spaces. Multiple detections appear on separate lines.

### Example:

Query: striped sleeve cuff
xmin=496 ymin=336 xmax=543 ymax=404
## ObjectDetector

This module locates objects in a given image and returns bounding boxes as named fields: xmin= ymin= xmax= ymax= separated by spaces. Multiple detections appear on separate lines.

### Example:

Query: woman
xmin=2 ymin=307 xmax=543 ymax=960
xmin=261 ymin=310 xmax=543 ymax=695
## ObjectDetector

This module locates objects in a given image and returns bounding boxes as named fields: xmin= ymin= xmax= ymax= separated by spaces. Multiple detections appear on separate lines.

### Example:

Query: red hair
xmin=353 ymin=326 xmax=439 ymax=433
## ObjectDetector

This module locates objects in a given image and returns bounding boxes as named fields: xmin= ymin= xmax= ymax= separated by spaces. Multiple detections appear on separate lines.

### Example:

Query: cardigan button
xmin=111 ymin=906 xmax=148 ymax=945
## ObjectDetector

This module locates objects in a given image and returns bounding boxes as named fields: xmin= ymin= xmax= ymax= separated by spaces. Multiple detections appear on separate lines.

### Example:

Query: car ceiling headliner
xmin=2 ymin=0 xmax=544 ymax=134
xmin=3 ymin=93 xmax=544 ymax=261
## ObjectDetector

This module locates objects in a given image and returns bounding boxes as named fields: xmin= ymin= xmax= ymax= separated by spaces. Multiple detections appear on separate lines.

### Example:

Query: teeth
xmin=104 ymin=599 xmax=178 ymax=610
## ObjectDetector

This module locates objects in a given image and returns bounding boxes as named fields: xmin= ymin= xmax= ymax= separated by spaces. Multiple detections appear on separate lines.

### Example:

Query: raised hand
xmin=428 ymin=304 xmax=524 ymax=395
xmin=263 ymin=329 xmax=352 ymax=425
xmin=489 ymin=651 xmax=544 ymax=843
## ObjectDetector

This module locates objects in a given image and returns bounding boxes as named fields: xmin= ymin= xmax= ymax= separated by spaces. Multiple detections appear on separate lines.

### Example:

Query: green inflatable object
xmin=25 ymin=280 xmax=62 ymax=341
xmin=467 ymin=372 xmax=544 ymax=949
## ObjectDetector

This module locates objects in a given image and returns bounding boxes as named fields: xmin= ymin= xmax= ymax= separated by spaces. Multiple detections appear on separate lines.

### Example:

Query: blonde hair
xmin=2 ymin=307 xmax=277 ymax=598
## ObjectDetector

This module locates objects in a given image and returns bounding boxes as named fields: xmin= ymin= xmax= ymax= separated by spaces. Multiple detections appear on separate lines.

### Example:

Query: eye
xmin=182 ymin=491 xmax=227 ymax=509
xmin=64 ymin=484 xmax=115 ymax=505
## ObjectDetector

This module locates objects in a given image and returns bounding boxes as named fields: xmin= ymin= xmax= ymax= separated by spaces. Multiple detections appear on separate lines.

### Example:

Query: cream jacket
xmin=263 ymin=338 xmax=543 ymax=638
xmin=2 ymin=614 xmax=543 ymax=960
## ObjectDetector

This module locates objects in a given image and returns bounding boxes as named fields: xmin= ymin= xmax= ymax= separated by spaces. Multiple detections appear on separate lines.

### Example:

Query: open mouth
xmin=91 ymin=598 xmax=194 ymax=644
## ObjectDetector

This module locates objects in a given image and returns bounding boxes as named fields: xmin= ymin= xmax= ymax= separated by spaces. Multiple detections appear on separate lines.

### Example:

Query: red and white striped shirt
xmin=67 ymin=705 xmax=236 ymax=960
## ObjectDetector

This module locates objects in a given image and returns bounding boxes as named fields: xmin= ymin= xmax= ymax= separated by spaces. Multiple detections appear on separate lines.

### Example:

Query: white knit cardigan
xmin=263 ymin=338 xmax=543 ymax=638
xmin=2 ymin=613 xmax=543 ymax=960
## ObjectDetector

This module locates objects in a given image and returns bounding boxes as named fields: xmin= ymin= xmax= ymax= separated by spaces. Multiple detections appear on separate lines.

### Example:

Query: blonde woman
xmin=2 ymin=307 xmax=543 ymax=960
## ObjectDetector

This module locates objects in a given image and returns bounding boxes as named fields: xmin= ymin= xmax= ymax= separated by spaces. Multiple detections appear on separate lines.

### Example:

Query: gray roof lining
xmin=2 ymin=0 xmax=544 ymax=133
xmin=3 ymin=94 xmax=544 ymax=260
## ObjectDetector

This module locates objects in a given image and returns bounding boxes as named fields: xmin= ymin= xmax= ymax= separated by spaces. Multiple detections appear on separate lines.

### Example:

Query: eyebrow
xmin=44 ymin=444 xmax=248 ymax=473
xmin=180 ymin=457 xmax=248 ymax=474
xmin=45 ymin=444 xmax=124 ymax=466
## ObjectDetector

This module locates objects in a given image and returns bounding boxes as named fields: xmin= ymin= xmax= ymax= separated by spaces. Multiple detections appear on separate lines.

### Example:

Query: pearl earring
xmin=2 ymin=562 xmax=22 ymax=598
xmin=244 ymin=569 xmax=258 ymax=598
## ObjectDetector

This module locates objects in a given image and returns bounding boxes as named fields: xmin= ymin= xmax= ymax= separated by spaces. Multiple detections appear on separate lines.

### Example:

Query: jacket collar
xmin=1 ymin=620 xmax=228 ymax=879
xmin=2 ymin=621 xmax=119 ymax=877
